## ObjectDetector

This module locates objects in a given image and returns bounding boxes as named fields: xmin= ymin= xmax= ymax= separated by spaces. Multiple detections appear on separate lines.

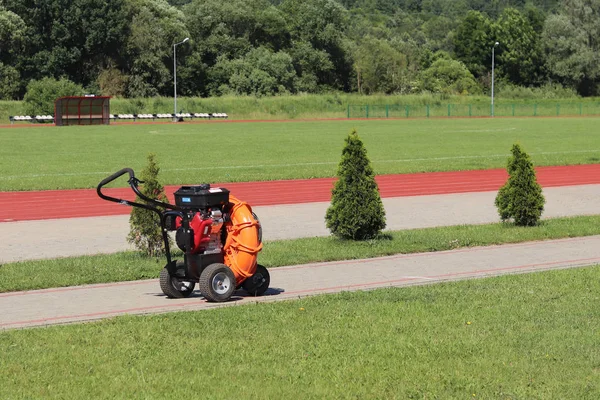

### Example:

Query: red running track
xmin=0 ymin=164 xmax=599 ymax=222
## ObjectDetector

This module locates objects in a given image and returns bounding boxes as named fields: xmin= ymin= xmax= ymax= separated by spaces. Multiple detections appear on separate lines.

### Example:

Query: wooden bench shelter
xmin=54 ymin=96 xmax=110 ymax=126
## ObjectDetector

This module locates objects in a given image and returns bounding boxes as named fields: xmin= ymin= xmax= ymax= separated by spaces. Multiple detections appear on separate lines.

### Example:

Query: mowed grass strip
xmin=1 ymin=265 xmax=599 ymax=399
xmin=1 ymin=117 xmax=600 ymax=191
xmin=2 ymin=215 xmax=600 ymax=293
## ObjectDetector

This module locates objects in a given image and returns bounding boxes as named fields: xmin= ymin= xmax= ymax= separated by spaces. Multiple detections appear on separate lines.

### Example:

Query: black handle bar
xmin=97 ymin=167 xmax=135 ymax=188
xmin=97 ymin=168 xmax=186 ymax=266
xmin=96 ymin=168 xmax=183 ymax=213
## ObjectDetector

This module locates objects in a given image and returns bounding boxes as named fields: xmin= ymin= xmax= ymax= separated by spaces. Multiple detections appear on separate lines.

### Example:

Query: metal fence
xmin=347 ymin=103 xmax=600 ymax=119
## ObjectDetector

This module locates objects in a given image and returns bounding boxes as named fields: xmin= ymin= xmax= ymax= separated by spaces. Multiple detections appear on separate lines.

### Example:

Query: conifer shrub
xmin=325 ymin=129 xmax=386 ymax=240
xmin=495 ymin=144 xmax=545 ymax=226
xmin=128 ymin=153 xmax=169 ymax=256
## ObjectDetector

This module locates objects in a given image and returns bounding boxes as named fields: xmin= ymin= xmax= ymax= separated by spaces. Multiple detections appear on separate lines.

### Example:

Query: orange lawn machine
xmin=97 ymin=168 xmax=269 ymax=302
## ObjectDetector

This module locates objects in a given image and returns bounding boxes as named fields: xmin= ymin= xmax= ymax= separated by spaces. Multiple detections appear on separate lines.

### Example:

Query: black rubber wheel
xmin=159 ymin=262 xmax=195 ymax=298
xmin=198 ymin=263 xmax=236 ymax=302
xmin=242 ymin=264 xmax=270 ymax=296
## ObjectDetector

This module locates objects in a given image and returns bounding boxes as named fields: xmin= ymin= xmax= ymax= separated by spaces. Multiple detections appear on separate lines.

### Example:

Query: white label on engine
xmin=208 ymin=188 xmax=222 ymax=193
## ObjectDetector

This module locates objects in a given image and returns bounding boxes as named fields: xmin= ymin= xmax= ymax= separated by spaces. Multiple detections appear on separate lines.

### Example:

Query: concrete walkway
xmin=2 ymin=184 xmax=600 ymax=263
xmin=2 ymin=235 xmax=599 ymax=330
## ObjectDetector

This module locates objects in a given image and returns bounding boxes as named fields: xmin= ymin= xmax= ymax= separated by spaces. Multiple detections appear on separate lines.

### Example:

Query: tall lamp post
xmin=173 ymin=37 xmax=189 ymax=120
xmin=491 ymin=41 xmax=499 ymax=117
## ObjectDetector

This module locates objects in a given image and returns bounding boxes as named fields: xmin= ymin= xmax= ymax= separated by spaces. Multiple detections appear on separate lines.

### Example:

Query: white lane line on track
xmin=0 ymin=149 xmax=598 ymax=180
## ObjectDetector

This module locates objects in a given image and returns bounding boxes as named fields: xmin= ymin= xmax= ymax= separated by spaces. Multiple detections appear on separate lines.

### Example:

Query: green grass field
xmin=1 ymin=266 xmax=599 ymax=399
xmin=1 ymin=117 xmax=599 ymax=191
xmin=2 ymin=215 xmax=600 ymax=293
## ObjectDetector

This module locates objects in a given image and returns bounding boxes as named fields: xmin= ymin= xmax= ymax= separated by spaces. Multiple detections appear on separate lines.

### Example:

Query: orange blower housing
xmin=223 ymin=195 xmax=263 ymax=285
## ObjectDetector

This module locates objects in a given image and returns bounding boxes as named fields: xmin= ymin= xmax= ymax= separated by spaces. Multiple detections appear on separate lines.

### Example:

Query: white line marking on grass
xmin=0 ymin=150 xmax=598 ymax=180
xmin=444 ymin=128 xmax=517 ymax=133
xmin=165 ymin=162 xmax=337 ymax=172
xmin=166 ymin=149 xmax=600 ymax=172
xmin=0 ymin=171 xmax=114 ymax=180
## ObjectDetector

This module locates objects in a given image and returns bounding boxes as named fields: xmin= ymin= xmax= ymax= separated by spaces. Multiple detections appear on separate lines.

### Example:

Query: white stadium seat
xmin=34 ymin=115 xmax=54 ymax=123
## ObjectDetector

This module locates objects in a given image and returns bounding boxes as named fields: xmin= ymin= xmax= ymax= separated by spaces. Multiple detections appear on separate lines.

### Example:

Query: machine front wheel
xmin=159 ymin=262 xmax=196 ymax=298
xmin=242 ymin=264 xmax=270 ymax=296
xmin=199 ymin=263 xmax=236 ymax=302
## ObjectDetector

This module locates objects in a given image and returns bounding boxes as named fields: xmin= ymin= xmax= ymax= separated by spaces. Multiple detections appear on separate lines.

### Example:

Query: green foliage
xmin=353 ymin=37 xmax=409 ymax=94
xmin=209 ymin=47 xmax=296 ymax=96
xmin=421 ymin=15 xmax=456 ymax=52
xmin=542 ymin=0 xmax=600 ymax=95
xmin=3 ymin=0 xmax=128 ymax=88
xmin=495 ymin=144 xmax=545 ymax=226
xmin=97 ymin=67 xmax=128 ymax=97
xmin=495 ymin=82 xmax=579 ymax=99
xmin=0 ymin=7 xmax=26 ymax=99
xmin=288 ymin=41 xmax=335 ymax=93
xmin=0 ymin=6 xmax=26 ymax=49
xmin=124 ymin=0 xmax=189 ymax=97
xmin=325 ymin=129 xmax=386 ymax=240
xmin=417 ymin=58 xmax=481 ymax=95
xmin=493 ymin=7 xmax=544 ymax=86
xmin=453 ymin=11 xmax=494 ymax=78
xmin=1 ymin=0 xmax=598 ymax=98
xmin=0 ymin=63 xmax=20 ymax=100
xmin=182 ymin=0 xmax=289 ymax=96
xmin=280 ymin=0 xmax=353 ymax=90
xmin=22 ymin=77 xmax=84 ymax=115
xmin=128 ymin=153 xmax=169 ymax=257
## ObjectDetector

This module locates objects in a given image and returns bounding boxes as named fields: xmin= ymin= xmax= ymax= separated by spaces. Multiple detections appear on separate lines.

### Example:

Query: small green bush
xmin=495 ymin=144 xmax=545 ymax=226
xmin=416 ymin=58 xmax=482 ymax=95
xmin=128 ymin=153 xmax=169 ymax=257
xmin=496 ymin=82 xmax=580 ymax=100
xmin=23 ymin=77 xmax=84 ymax=115
xmin=325 ymin=129 xmax=386 ymax=240
xmin=97 ymin=67 xmax=127 ymax=97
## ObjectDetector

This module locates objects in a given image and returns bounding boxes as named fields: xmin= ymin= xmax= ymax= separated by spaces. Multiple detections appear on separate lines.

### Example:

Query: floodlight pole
xmin=491 ymin=41 xmax=499 ymax=117
xmin=173 ymin=37 xmax=189 ymax=121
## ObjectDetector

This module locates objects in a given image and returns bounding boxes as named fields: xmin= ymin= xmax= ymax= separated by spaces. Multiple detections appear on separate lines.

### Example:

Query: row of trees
xmin=1 ymin=0 xmax=598 ymax=100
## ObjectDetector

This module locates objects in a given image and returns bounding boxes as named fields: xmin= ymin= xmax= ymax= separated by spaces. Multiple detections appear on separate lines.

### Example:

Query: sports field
xmin=1 ymin=117 xmax=599 ymax=191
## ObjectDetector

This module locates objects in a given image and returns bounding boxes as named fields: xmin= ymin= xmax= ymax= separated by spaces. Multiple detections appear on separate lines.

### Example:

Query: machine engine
xmin=171 ymin=184 xmax=230 ymax=255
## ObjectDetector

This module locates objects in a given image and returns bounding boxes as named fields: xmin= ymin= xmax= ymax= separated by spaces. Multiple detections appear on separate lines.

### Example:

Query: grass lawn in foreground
xmin=2 ymin=215 xmax=600 ymax=293
xmin=1 ymin=265 xmax=599 ymax=399
xmin=1 ymin=117 xmax=599 ymax=191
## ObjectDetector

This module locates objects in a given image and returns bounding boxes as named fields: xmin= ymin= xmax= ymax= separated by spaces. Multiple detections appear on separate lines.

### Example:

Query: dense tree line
xmin=0 ymin=0 xmax=598 ymax=100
